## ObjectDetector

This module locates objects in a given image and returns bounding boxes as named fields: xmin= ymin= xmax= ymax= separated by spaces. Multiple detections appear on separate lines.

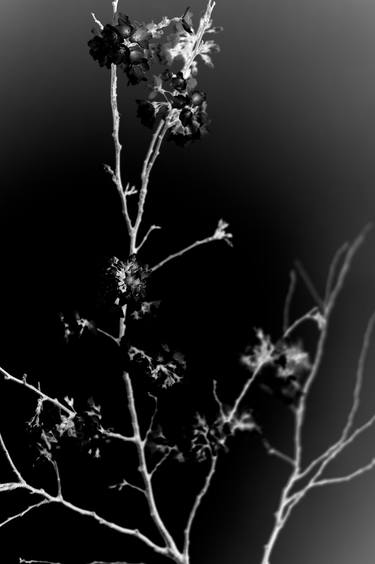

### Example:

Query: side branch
xmin=122 ymin=372 xmax=181 ymax=559
xmin=0 ymin=366 xmax=73 ymax=417
xmin=183 ymin=455 xmax=218 ymax=559
xmin=131 ymin=120 xmax=168 ymax=255
xmin=150 ymin=220 xmax=233 ymax=274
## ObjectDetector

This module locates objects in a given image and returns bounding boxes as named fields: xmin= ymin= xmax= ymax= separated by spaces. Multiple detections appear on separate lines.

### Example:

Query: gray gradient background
xmin=3 ymin=0 xmax=375 ymax=563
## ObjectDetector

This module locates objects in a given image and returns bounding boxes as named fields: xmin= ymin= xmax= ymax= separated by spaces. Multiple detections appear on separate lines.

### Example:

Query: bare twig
xmin=324 ymin=242 xmax=349 ymax=305
xmin=20 ymin=558 xmax=146 ymax=564
xmin=212 ymin=380 xmax=225 ymax=420
xmin=259 ymin=227 xmax=373 ymax=564
xmin=136 ymin=225 xmax=162 ymax=253
xmin=150 ymin=220 xmax=232 ymax=274
xmin=0 ymin=432 xmax=25 ymax=484
xmin=131 ymin=120 xmax=168 ymax=255
xmin=110 ymin=479 xmax=146 ymax=497
xmin=294 ymin=260 xmax=324 ymax=310
xmin=312 ymin=457 xmax=375 ymax=488
xmin=145 ymin=394 xmax=158 ymax=443
xmin=0 ymin=367 xmax=73 ymax=417
xmin=259 ymin=436 xmax=294 ymax=467
xmin=341 ymin=312 xmax=375 ymax=438
xmin=51 ymin=460 xmax=62 ymax=499
xmin=91 ymin=13 xmax=104 ymax=30
xmin=0 ymin=499 xmax=50 ymax=530
xmin=283 ymin=270 xmax=297 ymax=333
xmin=101 ymin=429 xmax=135 ymax=444
xmin=150 ymin=447 xmax=177 ymax=478
xmin=183 ymin=455 xmax=218 ymax=560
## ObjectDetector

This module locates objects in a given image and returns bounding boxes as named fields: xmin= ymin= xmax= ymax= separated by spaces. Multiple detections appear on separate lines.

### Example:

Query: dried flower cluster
xmin=89 ymin=4 xmax=220 ymax=144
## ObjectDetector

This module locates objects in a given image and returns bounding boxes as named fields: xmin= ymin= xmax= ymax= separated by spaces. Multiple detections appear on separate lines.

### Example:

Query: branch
xmin=282 ymin=270 xmax=297 ymax=333
xmin=131 ymin=120 xmax=168 ymax=255
xmin=259 ymin=436 xmax=294 ymax=467
xmin=51 ymin=459 xmax=62 ymax=499
xmin=150 ymin=219 xmax=233 ymax=274
xmin=341 ymin=312 xmax=375 ymax=439
xmin=297 ymin=310 xmax=375 ymax=483
xmin=101 ymin=429 xmax=135 ymax=444
xmin=312 ymin=457 xmax=375 ymax=488
xmin=150 ymin=447 xmax=176 ymax=478
xmin=324 ymin=242 xmax=349 ymax=304
xmin=0 ymin=427 xmax=168 ymax=557
xmin=325 ymin=224 xmax=372 ymax=314
xmin=0 ymin=432 xmax=25 ymax=484
xmin=294 ymin=260 xmax=324 ymax=310
xmin=294 ymin=227 xmax=371 ymax=472
xmin=225 ymin=347 xmax=273 ymax=426
xmin=0 ymin=367 xmax=73 ymax=417
xmin=0 ymin=482 xmax=25 ymax=492
xmin=136 ymin=224 xmax=162 ymax=253
xmin=299 ymin=411 xmax=375 ymax=482
xmin=0 ymin=499 xmax=50 ymax=530
xmin=20 ymin=560 xmax=145 ymax=564
xmin=183 ymin=455 xmax=218 ymax=559
xmin=282 ymin=307 xmax=323 ymax=340
xmin=110 ymin=479 xmax=145 ymax=497
xmin=260 ymin=227 xmax=372 ymax=564
xmin=145 ymin=394 xmax=158 ymax=444
xmin=91 ymin=13 xmax=104 ymax=30
xmin=122 ymin=372 xmax=181 ymax=558
xmin=212 ymin=380 xmax=225 ymax=421
xmin=29 ymin=486 xmax=169 ymax=557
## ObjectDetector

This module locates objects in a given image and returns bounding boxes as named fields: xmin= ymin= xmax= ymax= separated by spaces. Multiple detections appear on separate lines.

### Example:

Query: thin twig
xmin=324 ymin=242 xmax=349 ymax=305
xmin=312 ymin=457 xmax=375 ymax=487
xmin=150 ymin=447 xmax=176 ymax=478
xmin=101 ymin=429 xmax=135 ymax=444
xmin=0 ymin=367 xmax=73 ymax=417
xmin=0 ymin=499 xmax=50 ymax=530
xmin=0 ymin=432 xmax=25 ymax=484
xmin=183 ymin=455 xmax=218 ymax=559
xmin=110 ymin=479 xmax=146 ymax=497
xmin=150 ymin=231 xmax=227 ymax=274
xmin=283 ymin=270 xmax=297 ymax=333
xmin=341 ymin=312 xmax=375 ymax=439
xmin=260 ymin=227 xmax=372 ymax=564
xmin=212 ymin=380 xmax=225 ymax=420
xmin=91 ymin=13 xmax=104 ymax=30
xmin=225 ymin=358 xmax=271 ymax=425
xmin=136 ymin=225 xmax=162 ymax=253
xmin=282 ymin=307 xmax=320 ymax=340
xmin=294 ymin=260 xmax=324 ymax=310
xmin=260 ymin=437 xmax=294 ymax=467
xmin=131 ymin=120 xmax=168 ymax=255
xmin=51 ymin=460 xmax=62 ymax=498
xmin=145 ymin=394 xmax=158 ymax=443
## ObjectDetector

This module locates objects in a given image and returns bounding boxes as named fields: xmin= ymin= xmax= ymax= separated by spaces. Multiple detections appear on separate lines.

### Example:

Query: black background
xmin=2 ymin=0 xmax=375 ymax=562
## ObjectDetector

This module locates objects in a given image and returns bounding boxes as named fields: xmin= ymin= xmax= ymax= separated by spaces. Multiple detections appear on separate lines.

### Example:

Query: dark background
xmin=2 ymin=0 xmax=375 ymax=563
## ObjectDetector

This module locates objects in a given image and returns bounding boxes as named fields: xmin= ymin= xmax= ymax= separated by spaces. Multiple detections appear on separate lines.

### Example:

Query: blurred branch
xmin=260 ymin=226 xmax=375 ymax=564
